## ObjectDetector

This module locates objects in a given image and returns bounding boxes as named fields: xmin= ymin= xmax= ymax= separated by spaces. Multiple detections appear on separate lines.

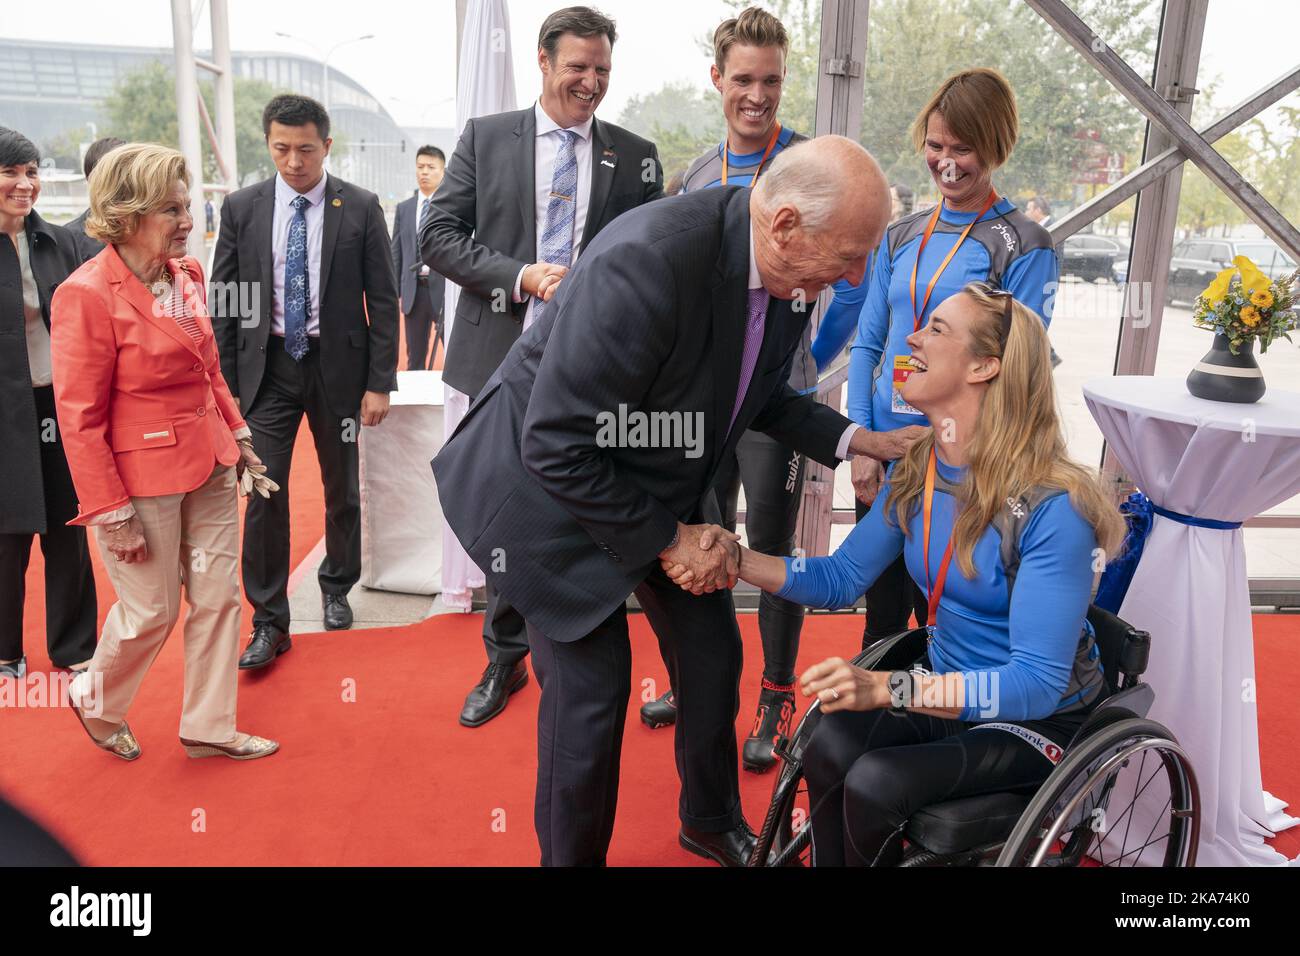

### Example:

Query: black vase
xmin=1186 ymin=333 xmax=1266 ymax=404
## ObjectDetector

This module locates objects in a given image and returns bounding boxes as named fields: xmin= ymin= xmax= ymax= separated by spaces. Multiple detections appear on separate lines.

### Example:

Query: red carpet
xmin=4 ymin=421 xmax=1298 ymax=865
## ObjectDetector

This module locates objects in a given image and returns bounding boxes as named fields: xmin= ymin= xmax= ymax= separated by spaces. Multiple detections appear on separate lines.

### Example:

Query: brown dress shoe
xmin=180 ymin=732 xmax=279 ymax=760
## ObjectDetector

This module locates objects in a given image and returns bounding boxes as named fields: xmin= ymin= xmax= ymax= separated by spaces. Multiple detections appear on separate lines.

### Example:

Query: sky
xmin=0 ymin=0 xmax=1292 ymax=131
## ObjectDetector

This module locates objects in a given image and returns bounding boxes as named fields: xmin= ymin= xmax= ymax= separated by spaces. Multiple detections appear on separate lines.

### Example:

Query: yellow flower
xmin=1240 ymin=305 xmax=1261 ymax=326
xmin=1250 ymin=288 xmax=1274 ymax=309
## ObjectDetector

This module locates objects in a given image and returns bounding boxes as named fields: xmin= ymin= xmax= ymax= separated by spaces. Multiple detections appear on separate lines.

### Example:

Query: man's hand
xmin=849 ymin=425 xmax=928 ymax=462
xmin=851 ymin=456 xmax=884 ymax=506
xmin=360 ymin=390 xmax=391 ymax=427
xmin=521 ymin=262 xmax=569 ymax=302
xmin=658 ymin=523 xmax=740 ymax=595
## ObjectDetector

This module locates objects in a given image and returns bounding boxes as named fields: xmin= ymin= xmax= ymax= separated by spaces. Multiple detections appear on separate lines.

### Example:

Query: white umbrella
xmin=441 ymin=0 xmax=518 ymax=610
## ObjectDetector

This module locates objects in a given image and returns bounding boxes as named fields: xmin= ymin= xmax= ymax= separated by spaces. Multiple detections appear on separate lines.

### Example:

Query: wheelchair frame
xmin=749 ymin=606 xmax=1200 ymax=867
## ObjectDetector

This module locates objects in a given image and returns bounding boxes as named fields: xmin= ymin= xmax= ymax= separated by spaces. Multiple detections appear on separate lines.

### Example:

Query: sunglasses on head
xmin=984 ymin=288 xmax=1014 ymax=347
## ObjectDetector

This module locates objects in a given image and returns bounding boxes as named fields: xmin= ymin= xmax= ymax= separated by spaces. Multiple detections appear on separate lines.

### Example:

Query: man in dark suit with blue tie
xmin=421 ymin=6 xmax=663 ymax=729
xmin=433 ymin=136 xmax=924 ymax=866
xmin=391 ymin=146 xmax=447 ymax=370
xmin=210 ymin=94 xmax=399 ymax=660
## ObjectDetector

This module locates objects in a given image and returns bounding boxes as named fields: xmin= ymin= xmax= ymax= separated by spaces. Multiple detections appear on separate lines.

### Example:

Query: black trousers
xmin=241 ymin=337 xmax=361 ymax=632
xmin=716 ymin=428 xmax=806 ymax=685
xmin=854 ymin=497 xmax=927 ymax=646
xmin=803 ymin=703 xmax=1084 ymax=866
xmin=0 ymin=386 xmax=97 ymax=667
xmin=527 ymin=567 xmax=745 ymax=866
xmin=404 ymin=280 xmax=443 ymax=371
xmin=482 ymin=581 xmax=528 ymax=667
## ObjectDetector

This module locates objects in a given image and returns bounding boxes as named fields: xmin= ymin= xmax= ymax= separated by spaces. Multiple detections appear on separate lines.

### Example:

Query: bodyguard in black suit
xmin=420 ymin=7 xmax=663 ymax=728
xmin=65 ymin=136 xmax=125 ymax=264
xmin=0 ymin=126 xmax=96 ymax=676
xmin=434 ymin=137 xmax=920 ymax=865
xmin=391 ymin=146 xmax=447 ymax=371
xmin=210 ymin=95 xmax=398 ymax=661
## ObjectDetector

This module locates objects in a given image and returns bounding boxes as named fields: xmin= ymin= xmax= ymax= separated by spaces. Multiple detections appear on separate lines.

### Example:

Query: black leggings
xmin=803 ymin=705 xmax=1085 ymax=866
xmin=718 ymin=429 xmax=806 ymax=686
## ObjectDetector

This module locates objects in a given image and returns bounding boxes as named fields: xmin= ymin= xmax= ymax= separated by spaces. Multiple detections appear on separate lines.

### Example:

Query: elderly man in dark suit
xmin=421 ymin=5 xmax=663 ymax=728
xmin=434 ymin=136 xmax=925 ymax=866
xmin=210 ymin=94 xmax=398 ymax=663
xmin=391 ymin=145 xmax=447 ymax=371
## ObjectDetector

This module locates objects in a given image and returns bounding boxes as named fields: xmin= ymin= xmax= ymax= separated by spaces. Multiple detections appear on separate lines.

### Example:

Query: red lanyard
xmin=721 ymin=124 xmax=782 ymax=186
xmin=908 ymin=190 xmax=998 ymax=333
xmin=922 ymin=445 xmax=956 ymax=629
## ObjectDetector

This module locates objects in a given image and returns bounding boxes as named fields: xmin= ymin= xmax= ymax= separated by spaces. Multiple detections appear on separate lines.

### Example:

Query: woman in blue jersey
xmin=814 ymin=68 xmax=1060 ymax=649
xmin=663 ymin=283 xmax=1121 ymax=866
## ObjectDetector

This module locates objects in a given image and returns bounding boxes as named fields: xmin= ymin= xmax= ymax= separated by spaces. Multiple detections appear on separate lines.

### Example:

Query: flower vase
xmin=1186 ymin=333 xmax=1266 ymax=404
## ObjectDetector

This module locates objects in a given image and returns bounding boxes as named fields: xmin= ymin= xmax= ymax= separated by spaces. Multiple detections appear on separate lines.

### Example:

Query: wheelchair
xmin=750 ymin=605 xmax=1201 ymax=867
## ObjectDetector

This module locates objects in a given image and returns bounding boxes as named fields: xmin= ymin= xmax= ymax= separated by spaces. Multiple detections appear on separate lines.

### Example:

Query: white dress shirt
xmin=514 ymin=101 xmax=595 ymax=329
xmin=271 ymin=171 xmax=328 ymax=336
xmin=747 ymin=227 xmax=860 ymax=460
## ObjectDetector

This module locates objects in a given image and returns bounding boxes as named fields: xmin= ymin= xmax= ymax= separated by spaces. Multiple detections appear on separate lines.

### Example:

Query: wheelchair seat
xmin=905 ymin=792 xmax=1031 ymax=856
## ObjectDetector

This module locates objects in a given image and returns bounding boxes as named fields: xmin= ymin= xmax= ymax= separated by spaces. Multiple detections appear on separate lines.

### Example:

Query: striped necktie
xmin=534 ymin=129 xmax=578 ymax=324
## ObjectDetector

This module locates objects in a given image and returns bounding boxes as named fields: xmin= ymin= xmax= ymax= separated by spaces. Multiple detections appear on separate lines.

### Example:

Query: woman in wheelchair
xmin=668 ymin=282 xmax=1125 ymax=865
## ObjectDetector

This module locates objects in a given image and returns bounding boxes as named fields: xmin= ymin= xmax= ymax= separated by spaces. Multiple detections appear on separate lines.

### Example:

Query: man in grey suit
xmin=433 ymin=137 xmax=925 ymax=866
xmin=391 ymin=146 xmax=447 ymax=370
xmin=421 ymin=6 xmax=663 ymax=728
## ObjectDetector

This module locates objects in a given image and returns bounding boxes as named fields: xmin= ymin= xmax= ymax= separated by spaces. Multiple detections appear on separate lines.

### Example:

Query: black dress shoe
xmin=742 ymin=684 xmax=796 ymax=774
xmin=238 ymin=624 xmax=291 ymax=670
xmin=639 ymin=688 xmax=677 ymax=729
xmin=679 ymin=820 xmax=758 ymax=867
xmin=459 ymin=662 xmax=528 ymax=727
xmin=322 ymin=593 xmax=353 ymax=630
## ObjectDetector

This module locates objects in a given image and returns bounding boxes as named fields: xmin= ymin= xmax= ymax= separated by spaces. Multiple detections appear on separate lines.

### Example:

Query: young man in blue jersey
xmin=640 ymin=6 xmax=812 ymax=774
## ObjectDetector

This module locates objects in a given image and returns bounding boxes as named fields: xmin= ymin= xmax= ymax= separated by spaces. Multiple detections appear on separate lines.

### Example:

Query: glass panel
xmin=1153 ymin=0 xmax=1300 ymax=534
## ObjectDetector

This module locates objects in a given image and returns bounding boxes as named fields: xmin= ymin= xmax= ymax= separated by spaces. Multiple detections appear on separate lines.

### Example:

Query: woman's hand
xmin=799 ymin=657 xmax=892 ymax=714
xmin=235 ymin=438 xmax=262 ymax=482
xmin=661 ymin=524 xmax=741 ymax=595
xmin=104 ymin=514 xmax=148 ymax=564
xmin=851 ymin=456 xmax=884 ymax=506
xmin=235 ymin=437 xmax=280 ymax=498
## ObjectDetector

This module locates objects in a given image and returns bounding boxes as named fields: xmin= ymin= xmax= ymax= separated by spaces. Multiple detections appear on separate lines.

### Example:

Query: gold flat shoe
xmin=179 ymin=733 xmax=279 ymax=760
xmin=68 ymin=681 xmax=140 ymax=761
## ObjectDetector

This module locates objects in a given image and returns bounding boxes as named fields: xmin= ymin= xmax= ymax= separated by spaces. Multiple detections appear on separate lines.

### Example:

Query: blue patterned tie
xmin=284 ymin=194 xmax=311 ymax=361
xmin=534 ymin=130 xmax=578 ymax=323
xmin=419 ymin=195 xmax=434 ymax=232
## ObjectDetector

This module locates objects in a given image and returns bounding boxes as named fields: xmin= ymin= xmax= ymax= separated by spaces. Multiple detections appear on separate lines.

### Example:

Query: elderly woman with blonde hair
xmin=51 ymin=143 xmax=278 ymax=761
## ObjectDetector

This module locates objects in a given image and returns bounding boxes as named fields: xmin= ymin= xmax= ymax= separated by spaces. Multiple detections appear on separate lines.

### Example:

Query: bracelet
xmin=104 ymin=518 xmax=131 ymax=533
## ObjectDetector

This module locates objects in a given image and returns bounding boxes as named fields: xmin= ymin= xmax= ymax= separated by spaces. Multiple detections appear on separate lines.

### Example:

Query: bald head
xmin=750 ymin=135 xmax=891 ymax=300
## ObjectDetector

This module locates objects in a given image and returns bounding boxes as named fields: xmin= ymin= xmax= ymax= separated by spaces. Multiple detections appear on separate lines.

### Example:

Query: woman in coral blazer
xmin=51 ymin=143 xmax=278 ymax=762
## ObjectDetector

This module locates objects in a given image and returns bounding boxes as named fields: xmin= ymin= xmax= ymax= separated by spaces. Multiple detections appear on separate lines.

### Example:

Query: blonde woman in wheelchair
xmin=664 ymin=282 xmax=1124 ymax=866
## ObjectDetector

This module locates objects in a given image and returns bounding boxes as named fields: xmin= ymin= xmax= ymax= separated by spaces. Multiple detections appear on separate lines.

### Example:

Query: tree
xmin=617 ymin=81 xmax=723 ymax=181
xmin=101 ymin=61 xmax=282 ymax=187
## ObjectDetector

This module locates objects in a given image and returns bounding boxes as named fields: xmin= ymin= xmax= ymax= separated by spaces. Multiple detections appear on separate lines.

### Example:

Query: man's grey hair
xmin=752 ymin=141 xmax=842 ymax=231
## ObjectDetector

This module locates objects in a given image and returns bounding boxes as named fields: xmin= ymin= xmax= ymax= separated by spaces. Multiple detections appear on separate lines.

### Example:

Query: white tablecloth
xmin=1084 ymin=376 xmax=1300 ymax=866
xmin=358 ymin=370 xmax=447 ymax=595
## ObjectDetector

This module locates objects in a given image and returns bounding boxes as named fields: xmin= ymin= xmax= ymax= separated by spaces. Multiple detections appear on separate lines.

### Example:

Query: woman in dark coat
xmin=0 ymin=126 xmax=97 ymax=678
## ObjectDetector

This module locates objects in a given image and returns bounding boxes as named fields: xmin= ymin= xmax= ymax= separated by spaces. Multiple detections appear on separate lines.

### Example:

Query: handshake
xmin=658 ymin=522 xmax=743 ymax=596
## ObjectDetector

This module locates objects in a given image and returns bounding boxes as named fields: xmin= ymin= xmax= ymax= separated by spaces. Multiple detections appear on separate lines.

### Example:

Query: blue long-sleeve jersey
xmin=847 ymin=199 xmax=1059 ymax=431
xmin=776 ymin=458 xmax=1099 ymax=722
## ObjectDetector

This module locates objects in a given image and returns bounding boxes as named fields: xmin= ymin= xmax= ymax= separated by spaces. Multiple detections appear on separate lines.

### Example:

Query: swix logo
xmin=784 ymin=451 xmax=800 ymax=493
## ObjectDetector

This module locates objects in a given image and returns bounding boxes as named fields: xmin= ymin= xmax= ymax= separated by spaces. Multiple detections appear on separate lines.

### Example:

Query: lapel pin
xmin=332 ymin=198 xmax=343 ymax=207
xmin=602 ymin=147 xmax=616 ymax=157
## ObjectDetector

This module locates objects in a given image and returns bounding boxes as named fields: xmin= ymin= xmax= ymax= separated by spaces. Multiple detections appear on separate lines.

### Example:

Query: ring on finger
xmin=829 ymin=688 xmax=841 ymax=701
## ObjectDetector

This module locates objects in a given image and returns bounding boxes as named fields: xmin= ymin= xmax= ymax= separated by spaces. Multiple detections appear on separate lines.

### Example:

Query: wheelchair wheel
xmin=995 ymin=717 xmax=1199 ymax=867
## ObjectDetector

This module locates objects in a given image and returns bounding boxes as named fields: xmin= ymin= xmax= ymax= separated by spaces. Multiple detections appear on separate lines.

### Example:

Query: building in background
xmin=0 ymin=37 xmax=416 ymax=203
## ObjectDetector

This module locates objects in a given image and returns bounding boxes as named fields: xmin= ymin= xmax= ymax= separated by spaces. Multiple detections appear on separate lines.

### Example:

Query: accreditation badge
xmin=891 ymin=355 xmax=924 ymax=416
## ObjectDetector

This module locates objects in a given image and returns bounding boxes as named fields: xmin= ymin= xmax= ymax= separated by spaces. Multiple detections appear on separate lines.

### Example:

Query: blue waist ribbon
xmin=1093 ymin=492 xmax=1242 ymax=613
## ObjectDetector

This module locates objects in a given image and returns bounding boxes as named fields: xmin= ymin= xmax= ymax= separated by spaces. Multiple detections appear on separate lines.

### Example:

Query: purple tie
xmin=728 ymin=287 xmax=769 ymax=437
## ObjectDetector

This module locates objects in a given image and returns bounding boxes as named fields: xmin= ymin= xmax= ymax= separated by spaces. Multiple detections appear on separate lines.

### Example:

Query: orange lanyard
xmin=908 ymin=190 xmax=998 ymax=333
xmin=922 ymin=445 xmax=956 ymax=630
xmin=721 ymin=124 xmax=782 ymax=187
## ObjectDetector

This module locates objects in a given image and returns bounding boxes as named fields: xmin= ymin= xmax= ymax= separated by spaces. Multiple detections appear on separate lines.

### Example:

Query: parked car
xmin=1061 ymin=233 xmax=1128 ymax=283
xmin=1165 ymin=238 xmax=1297 ymax=305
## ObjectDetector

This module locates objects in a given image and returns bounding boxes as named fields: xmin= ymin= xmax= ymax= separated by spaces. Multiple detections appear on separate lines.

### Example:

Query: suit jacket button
xmin=197 ymin=406 xmax=207 ymax=416
xmin=192 ymin=363 xmax=203 ymax=372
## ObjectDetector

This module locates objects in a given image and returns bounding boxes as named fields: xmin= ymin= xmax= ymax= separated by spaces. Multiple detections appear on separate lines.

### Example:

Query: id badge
xmin=891 ymin=355 xmax=924 ymax=416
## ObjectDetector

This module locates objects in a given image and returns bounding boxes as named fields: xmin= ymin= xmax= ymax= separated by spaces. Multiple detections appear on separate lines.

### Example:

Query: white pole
xmin=210 ymin=0 xmax=237 ymax=191
xmin=171 ymin=0 xmax=207 ymax=259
